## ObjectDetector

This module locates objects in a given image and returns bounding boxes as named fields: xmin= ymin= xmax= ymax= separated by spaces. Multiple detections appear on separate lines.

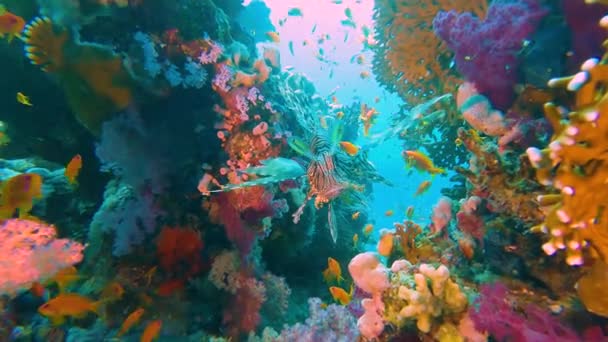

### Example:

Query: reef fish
xmin=339 ymin=141 xmax=360 ymax=156
xmin=322 ymin=257 xmax=344 ymax=284
xmin=414 ymin=180 xmax=431 ymax=196
xmin=117 ymin=308 xmax=145 ymax=337
xmin=288 ymin=8 xmax=303 ymax=17
xmin=0 ymin=6 xmax=25 ymax=43
xmin=377 ymin=232 xmax=394 ymax=257
xmin=141 ymin=320 xmax=162 ymax=342
xmin=64 ymin=154 xmax=82 ymax=185
xmin=403 ymin=150 xmax=446 ymax=175
xmin=16 ymin=92 xmax=32 ymax=106
xmin=50 ymin=266 xmax=80 ymax=293
xmin=0 ymin=173 xmax=43 ymax=218
xmin=38 ymin=293 xmax=102 ymax=325
xmin=329 ymin=285 xmax=353 ymax=305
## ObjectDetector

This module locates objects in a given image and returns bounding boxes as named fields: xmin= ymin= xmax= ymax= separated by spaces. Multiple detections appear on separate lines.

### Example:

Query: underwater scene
xmin=2 ymin=0 xmax=608 ymax=341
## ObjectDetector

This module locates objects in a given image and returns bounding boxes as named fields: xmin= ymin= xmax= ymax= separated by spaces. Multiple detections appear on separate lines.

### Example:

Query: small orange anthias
xmin=38 ymin=293 xmax=102 ymax=325
xmin=322 ymin=257 xmax=344 ymax=284
xmin=403 ymin=150 xmax=446 ymax=176
xmin=65 ymin=154 xmax=82 ymax=185
xmin=0 ymin=6 xmax=25 ymax=43
xmin=141 ymin=320 xmax=162 ymax=342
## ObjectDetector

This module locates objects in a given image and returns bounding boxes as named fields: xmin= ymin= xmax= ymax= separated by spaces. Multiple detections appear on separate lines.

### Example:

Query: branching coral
xmin=389 ymin=264 xmax=468 ymax=333
xmin=456 ymin=128 xmax=544 ymax=224
xmin=526 ymin=26 xmax=608 ymax=265
xmin=372 ymin=0 xmax=487 ymax=104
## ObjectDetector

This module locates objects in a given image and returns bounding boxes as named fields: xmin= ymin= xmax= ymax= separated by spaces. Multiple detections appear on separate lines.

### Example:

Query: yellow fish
xmin=0 ymin=173 xmax=43 ymax=218
xmin=322 ymin=257 xmax=344 ymax=284
xmin=16 ymin=92 xmax=32 ymax=106
xmin=329 ymin=284 xmax=353 ymax=305
xmin=339 ymin=141 xmax=359 ymax=156
xmin=353 ymin=233 xmax=359 ymax=247
xmin=351 ymin=211 xmax=360 ymax=220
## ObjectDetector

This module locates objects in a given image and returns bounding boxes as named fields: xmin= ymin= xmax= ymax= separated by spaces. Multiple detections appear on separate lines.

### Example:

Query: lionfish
xmin=208 ymin=118 xmax=389 ymax=243
xmin=289 ymin=118 xmax=390 ymax=243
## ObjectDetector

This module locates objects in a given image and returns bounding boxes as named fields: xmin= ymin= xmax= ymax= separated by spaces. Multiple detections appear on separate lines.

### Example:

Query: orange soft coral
xmin=372 ymin=0 xmax=487 ymax=104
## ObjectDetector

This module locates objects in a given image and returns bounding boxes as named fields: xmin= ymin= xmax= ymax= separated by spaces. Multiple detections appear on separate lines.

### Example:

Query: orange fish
xmin=339 ymin=141 xmax=359 ymax=156
xmin=51 ymin=266 xmax=80 ymax=293
xmin=329 ymin=284 xmax=353 ymax=305
xmin=360 ymin=71 xmax=370 ymax=79
xmin=0 ymin=173 xmax=43 ymax=218
xmin=336 ymin=111 xmax=344 ymax=119
xmin=353 ymin=233 xmax=358 ymax=247
xmin=385 ymin=209 xmax=394 ymax=217
xmin=322 ymin=257 xmax=344 ymax=284
xmin=377 ymin=232 xmax=394 ymax=257
xmin=351 ymin=211 xmax=360 ymax=220
xmin=0 ymin=6 xmax=25 ymax=43
xmin=266 ymin=31 xmax=280 ymax=43
xmin=64 ymin=154 xmax=82 ymax=185
xmin=38 ymin=293 xmax=102 ymax=325
xmin=363 ymin=223 xmax=374 ymax=236
xmin=101 ymin=281 xmax=125 ymax=302
xmin=117 ymin=308 xmax=145 ymax=337
xmin=30 ymin=282 xmax=46 ymax=297
xmin=406 ymin=206 xmax=414 ymax=219
xmin=356 ymin=54 xmax=365 ymax=64
xmin=141 ymin=320 xmax=162 ymax=342
xmin=403 ymin=150 xmax=446 ymax=175
xmin=414 ymin=180 xmax=432 ymax=196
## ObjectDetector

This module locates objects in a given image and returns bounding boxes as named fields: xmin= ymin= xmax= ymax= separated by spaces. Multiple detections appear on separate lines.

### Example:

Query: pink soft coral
xmin=0 ymin=219 xmax=84 ymax=296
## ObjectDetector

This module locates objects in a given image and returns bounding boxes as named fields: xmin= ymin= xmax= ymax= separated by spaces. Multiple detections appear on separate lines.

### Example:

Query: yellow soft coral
xmin=526 ymin=19 xmax=608 ymax=266
xmin=23 ymin=17 xmax=133 ymax=134
xmin=372 ymin=0 xmax=487 ymax=105
xmin=395 ymin=264 xmax=467 ymax=333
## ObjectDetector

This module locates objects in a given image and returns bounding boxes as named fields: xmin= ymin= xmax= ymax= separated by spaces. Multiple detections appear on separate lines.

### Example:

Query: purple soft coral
xmin=433 ymin=0 xmax=547 ymax=109
xmin=276 ymin=298 xmax=359 ymax=342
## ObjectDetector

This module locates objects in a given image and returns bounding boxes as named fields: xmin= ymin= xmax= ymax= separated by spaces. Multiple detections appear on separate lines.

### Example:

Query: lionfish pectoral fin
xmin=328 ymin=203 xmax=338 ymax=243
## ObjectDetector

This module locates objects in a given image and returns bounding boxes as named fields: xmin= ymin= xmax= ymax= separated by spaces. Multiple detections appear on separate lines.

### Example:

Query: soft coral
xmin=470 ymin=283 xmax=580 ymax=342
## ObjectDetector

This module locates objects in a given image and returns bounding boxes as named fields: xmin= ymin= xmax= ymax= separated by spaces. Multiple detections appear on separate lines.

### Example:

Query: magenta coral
xmin=433 ymin=0 xmax=548 ymax=109
xmin=470 ymin=283 xmax=580 ymax=342
xmin=223 ymin=277 xmax=266 ymax=336
xmin=0 ymin=219 xmax=84 ymax=296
